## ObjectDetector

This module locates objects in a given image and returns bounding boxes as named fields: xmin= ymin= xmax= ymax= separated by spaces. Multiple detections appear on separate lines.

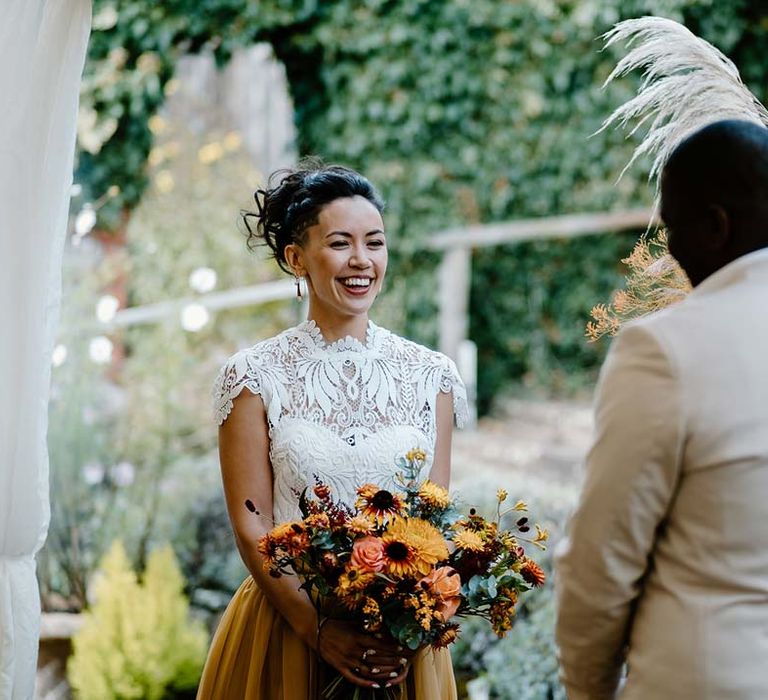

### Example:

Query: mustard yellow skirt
xmin=197 ymin=576 xmax=457 ymax=699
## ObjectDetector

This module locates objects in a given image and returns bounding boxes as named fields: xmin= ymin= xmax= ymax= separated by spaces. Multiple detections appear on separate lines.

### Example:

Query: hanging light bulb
xmin=74 ymin=205 xmax=96 ymax=237
xmin=88 ymin=336 xmax=114 ymax=364
xmin=188 ymin=267 xmax=217 ymax=294
xmin=95 ymin=294 xmax=120 ymax=323
xmin=180 ymin=303 xmax=210 ymax=332
xmin=51 ymin=344 xmax=68 ymax=367
xmin=82 ymin=462 xmax=105 ymax=485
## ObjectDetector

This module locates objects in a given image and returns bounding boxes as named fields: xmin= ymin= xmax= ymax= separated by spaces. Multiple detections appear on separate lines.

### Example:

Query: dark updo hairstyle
xmin=243 ymin=158 xmax=385 ymax=274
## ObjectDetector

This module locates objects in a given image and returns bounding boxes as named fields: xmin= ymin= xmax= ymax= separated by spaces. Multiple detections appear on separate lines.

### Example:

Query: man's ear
xmin=284 ymin=243 xmax=305 ymax=276
xmin=704 ymin=204 xmax=730 ymax=251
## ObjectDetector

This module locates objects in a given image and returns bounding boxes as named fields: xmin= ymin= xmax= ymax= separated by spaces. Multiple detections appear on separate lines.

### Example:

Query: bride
xmin=197 ymin=162 xmax=467 ymax=699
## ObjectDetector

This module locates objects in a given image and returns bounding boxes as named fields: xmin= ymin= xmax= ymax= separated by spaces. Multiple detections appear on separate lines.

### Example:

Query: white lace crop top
xmin=212 ymin=320 xmax=468 ymax=523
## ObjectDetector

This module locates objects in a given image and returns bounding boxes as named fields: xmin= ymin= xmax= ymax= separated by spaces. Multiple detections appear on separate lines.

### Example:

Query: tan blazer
xmin=555 ymin=248 xmax=768 ymax=700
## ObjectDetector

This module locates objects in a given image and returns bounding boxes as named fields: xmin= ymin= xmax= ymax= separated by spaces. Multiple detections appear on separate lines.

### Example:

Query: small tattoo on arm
xmin=245 ymin=499 xmax=259 ymax=514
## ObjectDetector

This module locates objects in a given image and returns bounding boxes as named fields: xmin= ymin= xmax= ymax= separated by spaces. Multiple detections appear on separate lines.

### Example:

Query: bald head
xmin=660 ymin=119 xmax=768 ymax=286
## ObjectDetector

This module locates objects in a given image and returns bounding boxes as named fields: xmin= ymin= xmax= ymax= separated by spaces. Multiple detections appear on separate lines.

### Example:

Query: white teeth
xmin=342 ymin=277 xmax=372 ymax=287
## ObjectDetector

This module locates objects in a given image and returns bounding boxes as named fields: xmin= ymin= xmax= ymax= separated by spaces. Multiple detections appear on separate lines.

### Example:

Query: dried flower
xmin=520 ymin=560 xmax=546 ymax=587
xmin=452 ymin=528 xmax=485 ymax=552
xmin=586 ymin=230 xmax=691 ymax=341
xmin=432 ymin=623 xmax=460 ymax=649
xmin=418 ymin=480 xmax=451 ymax=509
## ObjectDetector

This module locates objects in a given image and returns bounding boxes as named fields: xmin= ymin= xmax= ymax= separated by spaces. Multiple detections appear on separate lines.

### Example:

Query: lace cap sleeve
xmin=440 ymin=356 xmax=469 ymax=429
xmin=212 ymin=349 xmax=264 ymax=426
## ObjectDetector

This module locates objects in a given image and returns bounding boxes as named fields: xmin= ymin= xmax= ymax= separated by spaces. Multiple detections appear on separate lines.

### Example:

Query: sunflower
xmin=418 ymin=480 xmax=451 ymax=509
xmin=452 ymin=528 xmax=485 ymax=553
xmin=356 ymin=484 xmax=407 ymax=526
xmin=383 ymin=518 xmax=449 ymax=577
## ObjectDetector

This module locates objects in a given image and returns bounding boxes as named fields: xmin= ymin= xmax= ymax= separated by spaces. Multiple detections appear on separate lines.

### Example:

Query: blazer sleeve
xmin=554 ymin=323 xmax=684 ymax=700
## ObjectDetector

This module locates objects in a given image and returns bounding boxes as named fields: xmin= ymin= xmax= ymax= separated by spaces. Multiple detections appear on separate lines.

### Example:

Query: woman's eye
xmin=368 ymin=240 xmax=385 ymax=248
xmin=330 ymin=241 xmax=348 ymax=249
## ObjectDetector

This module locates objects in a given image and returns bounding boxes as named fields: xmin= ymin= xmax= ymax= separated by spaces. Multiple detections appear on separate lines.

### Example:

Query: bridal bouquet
xmin=257 ymin=449 xmax=547 ymax=699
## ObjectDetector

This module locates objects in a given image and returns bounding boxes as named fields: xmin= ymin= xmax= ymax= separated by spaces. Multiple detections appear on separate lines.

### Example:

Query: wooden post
xmin=438 ymin=245 xmax=471 ymax=363
xmin=438 ymin=246 xmax=477 ymax=427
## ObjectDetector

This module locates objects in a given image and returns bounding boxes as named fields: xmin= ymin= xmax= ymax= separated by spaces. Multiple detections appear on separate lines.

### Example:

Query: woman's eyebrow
xmin=325 ymin=229 xmax=385 ymax=238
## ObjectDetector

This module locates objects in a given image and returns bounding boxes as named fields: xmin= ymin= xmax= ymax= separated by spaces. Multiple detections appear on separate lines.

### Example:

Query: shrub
xmin=68 ymin=541 xmax=208 ymax=700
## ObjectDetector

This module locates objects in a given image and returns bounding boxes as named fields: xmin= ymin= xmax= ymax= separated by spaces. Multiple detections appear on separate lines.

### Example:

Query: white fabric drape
xmin=0 ymin=2 xmax=91 ymax=698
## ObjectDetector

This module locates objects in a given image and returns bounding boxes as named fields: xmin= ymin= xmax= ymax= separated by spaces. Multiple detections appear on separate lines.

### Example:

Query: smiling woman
xmin=197 ymin=161 xmax=466 ymax=698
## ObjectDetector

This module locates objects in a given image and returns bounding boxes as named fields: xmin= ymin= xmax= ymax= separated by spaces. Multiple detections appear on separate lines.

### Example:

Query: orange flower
xmin=520 ymin=560 xmax=546 ymax=587
xmin=356 ymin=485 xmax=406 ymax=526
xmin=335 ymin=568 xmax=376 ymax=608
xmin=419 ymin=566 xmax=462 ymax=621
xmin=304 ymin=512 xmax=330 ymax=529
xmin=350 ymin=536 xmax=386 ymax=573
xmin=270 ymin=522 xmax=311 ymax=557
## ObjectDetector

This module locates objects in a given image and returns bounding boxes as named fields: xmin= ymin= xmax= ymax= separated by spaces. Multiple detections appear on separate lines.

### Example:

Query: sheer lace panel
xmin=212 ymin=321 xmax=468 ymax=522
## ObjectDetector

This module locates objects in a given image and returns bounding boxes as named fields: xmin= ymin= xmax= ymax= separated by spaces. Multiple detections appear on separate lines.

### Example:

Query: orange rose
xmin=420 ymin=566 xmax=462 ymax=621
xmin=350 ymin=536 xmax=386 ymax=573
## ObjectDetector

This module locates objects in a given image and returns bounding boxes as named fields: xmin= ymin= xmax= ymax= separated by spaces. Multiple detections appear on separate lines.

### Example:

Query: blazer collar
xmin=688 ymin=246 xmax=768 ymax=299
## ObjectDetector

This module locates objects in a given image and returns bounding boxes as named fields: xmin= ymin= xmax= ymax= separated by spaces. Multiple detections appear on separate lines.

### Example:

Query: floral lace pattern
xmin=212 ymin=320 xmax=468 ymax=522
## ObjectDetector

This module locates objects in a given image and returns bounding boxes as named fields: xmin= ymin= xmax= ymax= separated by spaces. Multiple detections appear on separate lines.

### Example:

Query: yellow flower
xmin=384 ymin=518 xmax=449 ymax=577
xmin=452 ymin=528 xmax=485 ymax=552
xmin=496 ymin=488 xmax=508 ymax=503
xmin=499 ymin=532 xmax=518 ymax=549
xmin=362 ymin=597 xmax=382 ymax=632
xmin=347 ymin=514 xmax=375 ymax=535
xmin=406 ymin=448 xmax=427 ymax=463
xmin=304 ymin=513 xmax=330 ymax=529
xmin=512 ymin=500 xmax=528 ymax=512
xmin=356 ymin=484 xmax=407 ymax=526
xmin=533 ymin=524 xmax=549 ymax=546
xmin=418 ymin=480 xmax=451 ymax=509
xmin=335 ymin=568 xmax=376 ymax=608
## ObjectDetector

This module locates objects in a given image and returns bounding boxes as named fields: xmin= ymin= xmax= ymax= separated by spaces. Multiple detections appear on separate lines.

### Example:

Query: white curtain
xmin=0 ymin=2 xmax=91 ymax=698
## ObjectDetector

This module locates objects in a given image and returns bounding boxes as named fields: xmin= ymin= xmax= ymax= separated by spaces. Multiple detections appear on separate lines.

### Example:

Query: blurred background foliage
xmin=79 ymin=0 xmax=768 ymax=409
xmin=45 ymin=2 xmax=768 ymax=696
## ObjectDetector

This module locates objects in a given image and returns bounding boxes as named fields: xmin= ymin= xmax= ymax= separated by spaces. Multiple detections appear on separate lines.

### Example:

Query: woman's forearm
xmin=235 ymin=535 xmax=319 ymax=649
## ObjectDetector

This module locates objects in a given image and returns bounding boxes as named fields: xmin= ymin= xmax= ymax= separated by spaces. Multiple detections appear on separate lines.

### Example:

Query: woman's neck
xmin=306 ymin=305 xmax=369 ymax=343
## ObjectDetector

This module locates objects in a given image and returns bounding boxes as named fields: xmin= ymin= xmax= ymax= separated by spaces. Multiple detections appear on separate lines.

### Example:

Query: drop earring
xmin=295 ymin=275 xmax=304 ymax=301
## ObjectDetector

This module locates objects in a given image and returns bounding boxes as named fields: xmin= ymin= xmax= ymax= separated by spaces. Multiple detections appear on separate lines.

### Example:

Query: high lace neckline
xmin=298 ymin=318 xmax=380 ymax=353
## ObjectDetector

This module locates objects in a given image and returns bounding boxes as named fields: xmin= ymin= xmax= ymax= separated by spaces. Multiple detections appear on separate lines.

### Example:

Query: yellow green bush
xmin=68 ymin=540 xmax=209 ymax=700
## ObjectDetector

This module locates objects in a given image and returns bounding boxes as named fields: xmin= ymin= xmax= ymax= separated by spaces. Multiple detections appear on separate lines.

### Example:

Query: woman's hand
xmin=318 ymin=620 xmax=418 ymax=689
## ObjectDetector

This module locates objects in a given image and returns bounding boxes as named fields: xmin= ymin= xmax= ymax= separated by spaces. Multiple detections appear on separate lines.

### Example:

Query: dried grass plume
xmin=589 ymin=17 xmax=767 ymax=340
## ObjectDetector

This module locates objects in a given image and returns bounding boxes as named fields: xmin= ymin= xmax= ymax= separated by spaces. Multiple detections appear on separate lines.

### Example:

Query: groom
xmin=555 ymin=119 xmax=768 ymax=699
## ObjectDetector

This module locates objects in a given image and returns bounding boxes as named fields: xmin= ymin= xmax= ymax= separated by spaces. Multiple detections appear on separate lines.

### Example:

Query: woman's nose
xmin=349 ymin=245 xmax=372 ymax=268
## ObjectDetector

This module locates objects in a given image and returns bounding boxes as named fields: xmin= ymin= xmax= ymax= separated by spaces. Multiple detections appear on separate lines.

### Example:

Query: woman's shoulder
xmin=212 ymin=327 xmax=299 ymax=425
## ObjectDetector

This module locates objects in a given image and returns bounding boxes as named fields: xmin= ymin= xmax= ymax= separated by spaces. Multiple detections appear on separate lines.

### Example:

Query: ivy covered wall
xmin=81 ymin=0 xmax=768 ymax=411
